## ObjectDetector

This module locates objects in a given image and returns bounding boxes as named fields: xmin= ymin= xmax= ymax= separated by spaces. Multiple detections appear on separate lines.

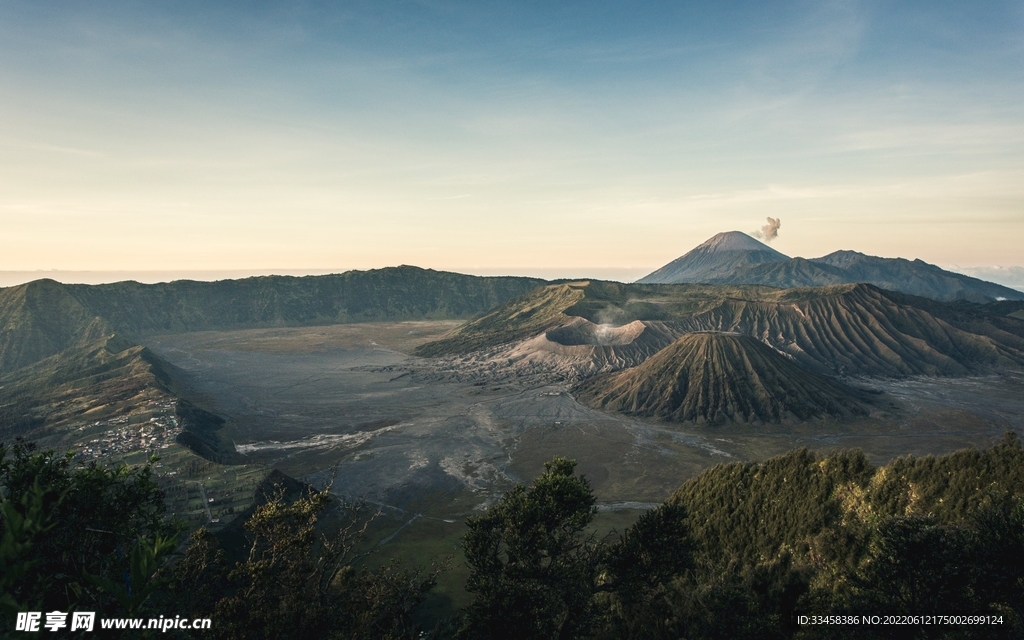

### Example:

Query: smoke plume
xmin=752 ymin=217 xmax=781 ymax=243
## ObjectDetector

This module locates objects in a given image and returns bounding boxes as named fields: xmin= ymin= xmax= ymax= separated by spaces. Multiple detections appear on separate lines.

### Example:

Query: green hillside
xmin=591 ymin=434 xmax=1024 ymax=637
xmin=67 ymin=266 xmax=546 ymax=336
xmin=670 ymin=441 xmax=1024 ymax=569
xmin=0 ymin=335 xmax=176 ymax=440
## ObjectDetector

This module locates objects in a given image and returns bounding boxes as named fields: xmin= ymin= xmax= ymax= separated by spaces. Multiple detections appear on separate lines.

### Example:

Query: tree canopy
xmin=6 ymin=436 xmax=1024 ymax=638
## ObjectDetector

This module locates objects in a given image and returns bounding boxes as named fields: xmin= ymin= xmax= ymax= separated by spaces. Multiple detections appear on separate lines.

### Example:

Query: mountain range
xmin=637 ymin=231 xmax=1024 ymax=303
xmin=0 ymin=266 xmax=545 ymax=376
xmin=417 ymin=279 xmax=1024 ymax=423
xmin=0 ymin=267 xmax=545 ymax=440
xmin=3 ymin=239 xmax=1024 ymax=432
xmin=417 ymin=280 xmax=1024 ymax=377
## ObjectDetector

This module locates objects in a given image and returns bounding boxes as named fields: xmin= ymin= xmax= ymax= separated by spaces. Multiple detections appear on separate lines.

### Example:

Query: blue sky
xmin=2 ymin=1 xmax=1022 ymax=278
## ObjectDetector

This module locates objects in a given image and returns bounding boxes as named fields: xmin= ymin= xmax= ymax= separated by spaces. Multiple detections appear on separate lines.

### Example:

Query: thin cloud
xmin=426 ymin=194 xmax=472 ymax=200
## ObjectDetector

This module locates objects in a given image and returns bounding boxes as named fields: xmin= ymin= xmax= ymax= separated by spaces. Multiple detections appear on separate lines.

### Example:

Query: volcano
xmin=638 ymin=232 xmax=1023 ymax=302
xmin=637 ymin=232 xmax=789 ymax=284
xmin=575 ymin=332 xmax=872 ymax=425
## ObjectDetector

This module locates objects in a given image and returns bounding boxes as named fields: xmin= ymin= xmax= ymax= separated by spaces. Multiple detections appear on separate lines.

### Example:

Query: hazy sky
xmin=2 ymin=1 xmax=1023 ymax=277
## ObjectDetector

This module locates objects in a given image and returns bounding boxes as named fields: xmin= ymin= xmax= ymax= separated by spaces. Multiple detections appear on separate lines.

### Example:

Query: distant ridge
xmin=639 ymin=233 xmax=1024 ymax=302
xmin=576 ymin=332 xmax=871 ymax=424
xmin=0 ymin=266 xmax=548 ymax=440
xmin=808 ymin=251 xmax=1023 ymax=302
xmin=0 ymin=279 xmax=113 ymax=374
xmin=0 ymin=266 xmax=547 ymax=375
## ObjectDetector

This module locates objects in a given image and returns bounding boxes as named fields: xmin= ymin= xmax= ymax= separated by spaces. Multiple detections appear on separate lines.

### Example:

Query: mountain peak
xmin=697 ymin=231 xmax=779 ymax=253
xmin=637 ymin=232 xmax=789 ymax=284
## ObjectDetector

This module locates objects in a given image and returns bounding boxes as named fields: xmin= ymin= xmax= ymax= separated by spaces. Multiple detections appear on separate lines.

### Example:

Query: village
xmin=49 ymin=395 xmax=267 ymax=529
xmin=71 ymin=399 xmax=181 ymax=463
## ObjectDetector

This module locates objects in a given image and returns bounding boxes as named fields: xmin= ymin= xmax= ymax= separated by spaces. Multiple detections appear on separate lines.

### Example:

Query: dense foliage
xmin=5 ymin=435 xmax=1024 ymax=638
xmin=461 ymin=457 xmax=600 ymax=639
xmin=0 ymin=440 xmax=437 ymax=639
xmin=191 ymin=487 xmax=439 ymax=640
xmin=657 ymin=434 xmax=1024 ymax=639
xmin=0 ymin=439 xmax=176 ymax=619
xmin=457 ymin=435 xmax=1024 ymax=639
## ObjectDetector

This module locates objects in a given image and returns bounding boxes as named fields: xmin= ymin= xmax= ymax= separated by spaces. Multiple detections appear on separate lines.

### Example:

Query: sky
xmin=2 ymin=1 xmax=1023 ymax=282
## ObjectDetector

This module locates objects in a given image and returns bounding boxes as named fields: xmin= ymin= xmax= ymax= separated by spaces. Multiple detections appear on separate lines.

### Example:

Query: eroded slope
xmin=575 ymin=332 xmax=871 ymax=424
xmin=416 ymin=281 xmax=1024 ymax=379
xmin=0 ymin=335 xmax=176 ymax=439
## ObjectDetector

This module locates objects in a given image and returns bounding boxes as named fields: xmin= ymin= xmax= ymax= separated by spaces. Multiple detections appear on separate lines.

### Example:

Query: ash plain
xmin=146 ymin=322 xmax=1024 ymax=520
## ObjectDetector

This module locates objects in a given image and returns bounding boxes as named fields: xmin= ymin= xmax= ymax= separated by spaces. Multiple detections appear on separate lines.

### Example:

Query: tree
xmin=972 ymin=499 xmax=1024 ymax=629
xmin=0 ymin=439 xmax=176 ymax=617
xmin=461 ymin=457 xmax=599 ymax=640
xmin=597 ymin=502 xmax=694 ymax=639
xmin=196 ymin=485 xmax=439 ymax=640
xmin=2 ymin=439 xmax=441 ymax=638
xmin=0 ymin=476 xmax=59 ymax=617
xmin=833 ymin=516 xmax=983 ymax=640
xmin=855 ymin=516 xmax=978 ymax=616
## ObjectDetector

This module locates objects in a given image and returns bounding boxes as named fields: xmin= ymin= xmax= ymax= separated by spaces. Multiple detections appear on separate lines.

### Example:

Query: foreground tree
xmin=596 ymin=502 xmax=695 ymax=639
xmin=3 ymin=440 xmax=441 ymax=639
xmin=181 ymin=485 xmax=440 ymax=640
xmin=461 ymin=457 xmax=599 ymax=639
xmin=0 ymin=439 xmax=176 ymax=618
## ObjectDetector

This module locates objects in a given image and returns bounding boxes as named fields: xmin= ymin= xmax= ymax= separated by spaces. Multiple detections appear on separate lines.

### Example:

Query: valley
xmin=135 ymin=319 xmax=1023 ymax=617
xmin=5 ymin=268 xmax=1022 ymax=540
xmin=145 ymin=320 xmax=1022 ymax=527
xmin=3 ymin=257 xmax=1023 ymax=625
